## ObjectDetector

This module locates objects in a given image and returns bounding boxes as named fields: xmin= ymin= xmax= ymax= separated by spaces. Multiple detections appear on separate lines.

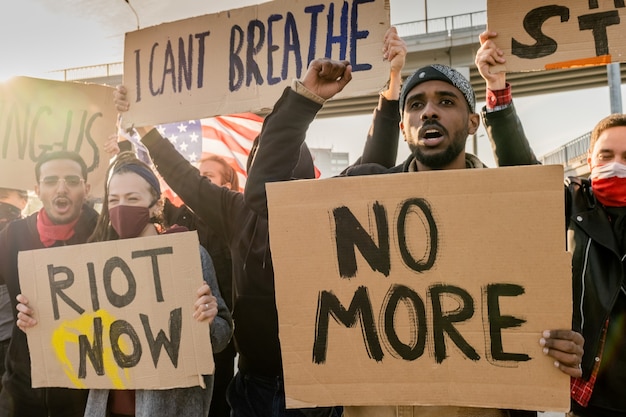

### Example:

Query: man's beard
xmin=412 ymin=131 xmax=467 ymax=169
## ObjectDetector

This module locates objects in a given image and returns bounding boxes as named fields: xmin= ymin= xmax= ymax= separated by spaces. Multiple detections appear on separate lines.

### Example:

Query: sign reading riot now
xmin=121 ymin=0 xmax=390 ymax=129
xmin=0 ymin=76 xmax=116 ymax=196
xmin=266 ymin=165 xmax=572 ymax=411
xmin=18 ymin=232 xmax=213 ymax=390
xmin=488 ymin=0 xmax=626 ymax=72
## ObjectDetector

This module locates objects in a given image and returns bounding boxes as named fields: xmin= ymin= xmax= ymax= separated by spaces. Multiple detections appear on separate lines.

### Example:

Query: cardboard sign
xmin=122 ymin=0 xmax=390 ymax=128
xmin=266 ymin=165 xmax=571 ymax=411
xmin=18 ymin=231 xmax=214 ymax=390
xmin=0 ymin=76 xmax=116 ymax=196
xmin=488 ymin=0 xmax=626 ymax=72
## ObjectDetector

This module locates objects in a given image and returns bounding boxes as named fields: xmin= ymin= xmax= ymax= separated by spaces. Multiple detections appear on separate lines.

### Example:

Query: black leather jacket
xmin=565 ymin=176 xmax=625 ymax=379
xmin=482 ymin=104 xmax=625 ymax=381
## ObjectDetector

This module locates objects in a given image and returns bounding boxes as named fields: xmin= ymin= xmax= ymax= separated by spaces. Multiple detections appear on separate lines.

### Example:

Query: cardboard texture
xmin=266 ymin=165 xmax=571 ymax=411
xmin=122 ymin=0 xmax=390 ymax=128
xmin=18 ymin=231 xmax=214 ymax=390
xmin=0 ymin=76 xmax=116 ymax=196
xmin=487 ymin=0 xmax=626 ymax=72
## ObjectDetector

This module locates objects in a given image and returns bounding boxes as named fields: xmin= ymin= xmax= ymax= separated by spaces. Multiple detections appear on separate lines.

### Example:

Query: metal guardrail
xmin=55 ymin=62 xmax=123 ymax=82
xmin=395 ymin=11 xmax=486 ymax=38
xmin=540 ymin=132 xmax=591 ymax=166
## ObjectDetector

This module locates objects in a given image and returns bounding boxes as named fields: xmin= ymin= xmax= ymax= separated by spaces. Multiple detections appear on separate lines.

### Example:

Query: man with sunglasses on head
xmin=0 ymin=150 xmax=96 ymax=417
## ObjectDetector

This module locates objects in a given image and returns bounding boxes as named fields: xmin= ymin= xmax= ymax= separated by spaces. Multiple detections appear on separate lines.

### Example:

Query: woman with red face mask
xmin=16 ymin=152 xmax=233 ymax=417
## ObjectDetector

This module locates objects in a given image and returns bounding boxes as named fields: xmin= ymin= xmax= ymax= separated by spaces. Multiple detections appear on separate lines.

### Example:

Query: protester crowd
xmin=0 ymin=24 xmax=623 ymax=417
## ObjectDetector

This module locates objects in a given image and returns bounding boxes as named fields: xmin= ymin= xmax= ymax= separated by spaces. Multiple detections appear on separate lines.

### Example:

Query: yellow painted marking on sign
xmin=51 ymin=310 xmax=132 ymax=389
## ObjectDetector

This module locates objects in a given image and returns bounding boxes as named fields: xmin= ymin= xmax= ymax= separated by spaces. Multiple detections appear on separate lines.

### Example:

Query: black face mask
xmin=0 ymin=202 xmax=22 ymax=231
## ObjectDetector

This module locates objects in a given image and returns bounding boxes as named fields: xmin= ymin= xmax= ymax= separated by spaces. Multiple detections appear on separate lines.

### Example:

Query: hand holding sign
xmin=540 ymin=329 xmax=584 ymax=378
xmin=15 ymin=293 xmax=36 ymax=331
xmin=193 ymin=282 xmax=218 ymax=324
xmin=475 ymin=30 xmax=507 ymax=91
xmin=381 ymin=26 xmax=407 ymax=101
xmin=383 ymin=27 xmax=406 ymax=74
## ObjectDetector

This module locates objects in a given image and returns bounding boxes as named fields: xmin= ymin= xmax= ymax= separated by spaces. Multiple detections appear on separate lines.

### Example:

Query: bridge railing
xmin=540 ymin=132 xmax=590 ymax=166
xmin=395 ymin=10 xmax=486 ymax=38
xmin=55 ymin=62 xmax=123 ymax=82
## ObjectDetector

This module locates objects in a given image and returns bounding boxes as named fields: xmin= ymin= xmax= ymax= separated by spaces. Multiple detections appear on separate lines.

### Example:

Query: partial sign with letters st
xmin=266 ymin=165 xmax=571 ymax=411
xmin=488 ymin=0 xmax=626 ymax=72
xmin=122 ymin=0 xmax=390 ymax=128
xmin=18 ymin=231 xmax=213 ymax=390
xmin=0 ymin=76 xmax=116 ymax=195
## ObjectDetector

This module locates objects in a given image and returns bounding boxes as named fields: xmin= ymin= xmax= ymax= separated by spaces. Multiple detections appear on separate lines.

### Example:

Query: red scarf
xmin=36 ymin=208 xmax=80 ymax=247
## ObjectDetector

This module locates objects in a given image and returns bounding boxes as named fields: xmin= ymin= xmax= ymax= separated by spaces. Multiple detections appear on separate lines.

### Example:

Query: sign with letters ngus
xmin=121 ymin=0 xmax=390 ymax=129
xmin=266 ymin=165 xmax=572 ymax=411
xmin=0 ymin=76 xmax=116 ymax=196
xmin=18 ymin=231 xmax=214 ymax=390
xmin=488 ymin=0 xmax=626 ymax=72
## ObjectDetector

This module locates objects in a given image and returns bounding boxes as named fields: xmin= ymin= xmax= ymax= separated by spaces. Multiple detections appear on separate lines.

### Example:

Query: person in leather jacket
xmin=480 ymin=30 xmax=626 ymax=417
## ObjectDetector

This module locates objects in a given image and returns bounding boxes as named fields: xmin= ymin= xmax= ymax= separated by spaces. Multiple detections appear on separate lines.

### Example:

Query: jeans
xmin=227 ymin=370 xmax=342 ymax=417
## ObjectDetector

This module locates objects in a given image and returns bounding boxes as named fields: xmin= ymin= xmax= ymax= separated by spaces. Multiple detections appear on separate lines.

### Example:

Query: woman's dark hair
xmin=88 ymin=152 xmax=163 ymax=242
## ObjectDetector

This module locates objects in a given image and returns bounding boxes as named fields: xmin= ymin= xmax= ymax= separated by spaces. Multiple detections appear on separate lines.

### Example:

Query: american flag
xmin=124 ymin=113 xmax=264 ymax=206
xmin=156 ymin=113 xmax=264 ymax=191
xmin=123 ymin=112 xmax=320 ymax=207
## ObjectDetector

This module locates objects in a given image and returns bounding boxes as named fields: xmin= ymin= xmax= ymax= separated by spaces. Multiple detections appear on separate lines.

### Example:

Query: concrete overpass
xmin=58 ymin=10 xmax=622 ymax=174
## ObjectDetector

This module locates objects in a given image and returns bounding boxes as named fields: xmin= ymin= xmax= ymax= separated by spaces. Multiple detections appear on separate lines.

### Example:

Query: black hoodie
xmin=141 ymin=123 xmax=315 ymax=377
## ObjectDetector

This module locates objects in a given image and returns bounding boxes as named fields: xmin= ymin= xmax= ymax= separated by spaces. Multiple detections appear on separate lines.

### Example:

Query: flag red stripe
xmin=216 ymin=113 xmax=263 ymax=140
xmin=201 ymin=124 xmax=251 ymax=156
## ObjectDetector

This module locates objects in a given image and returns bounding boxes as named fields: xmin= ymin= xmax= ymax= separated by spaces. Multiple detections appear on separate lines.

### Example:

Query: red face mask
xmin=109 ymin=205 xmax=151 ymax=239
xmin=590 ymin=162 xmax=626 ymax=207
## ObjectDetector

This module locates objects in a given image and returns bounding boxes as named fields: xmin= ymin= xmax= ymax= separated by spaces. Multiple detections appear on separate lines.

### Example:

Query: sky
xmin=0 ymin=0 xmax=623 ymax=169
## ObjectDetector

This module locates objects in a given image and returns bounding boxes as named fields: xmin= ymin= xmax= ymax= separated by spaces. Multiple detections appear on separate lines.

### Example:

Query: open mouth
xmin=419 ymin=124 xmax=446 ymax=146
xmin=53 ymin=198 xmax=71 ymax=214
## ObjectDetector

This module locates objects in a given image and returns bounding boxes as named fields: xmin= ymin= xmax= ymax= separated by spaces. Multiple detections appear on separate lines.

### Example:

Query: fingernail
xmin=542 ymin=330 xmax=551 ymax=338
xmin=539 ymin=338 xmax=546 ymax=347
xmin=554 ymin=361 xmax=560 ymax=368
xmin=543 ymin=347 xmax=549 ymax=355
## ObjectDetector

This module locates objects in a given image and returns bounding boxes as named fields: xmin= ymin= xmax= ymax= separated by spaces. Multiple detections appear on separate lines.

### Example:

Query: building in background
xmin=309 ymin=148 xmax=350 ymax=179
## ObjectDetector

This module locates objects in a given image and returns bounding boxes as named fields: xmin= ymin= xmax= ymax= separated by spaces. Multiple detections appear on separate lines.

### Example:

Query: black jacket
xmin=0 ymin=206 xmax=97 ymax=414
xmin=565 ymin=177 xmax=625 ymax=378
xmin=484 ymin=103 xmax=626 ymax=414
xmin=481 ymin=103 xmax=625 ymax=380
xmin=141 ymin=130 xmax=284 ymax=377
xmin=245 ymin=90 xmax=540 ymax=417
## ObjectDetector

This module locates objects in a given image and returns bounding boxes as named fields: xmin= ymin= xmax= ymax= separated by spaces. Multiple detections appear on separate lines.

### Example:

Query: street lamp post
xmin=607 ymin=62 xmax=623 ymax=114
xmin=424 ymin=0 xmax=428 ymax=33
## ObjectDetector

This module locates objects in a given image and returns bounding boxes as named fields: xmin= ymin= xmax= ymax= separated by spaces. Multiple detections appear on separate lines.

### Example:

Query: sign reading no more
xmin=266 ymin=165 xmax=571 ymax=411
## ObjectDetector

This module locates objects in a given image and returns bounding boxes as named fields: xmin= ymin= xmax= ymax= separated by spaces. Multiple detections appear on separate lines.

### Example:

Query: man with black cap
xmin=244 ymin=28 xmax=585 ymax=417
